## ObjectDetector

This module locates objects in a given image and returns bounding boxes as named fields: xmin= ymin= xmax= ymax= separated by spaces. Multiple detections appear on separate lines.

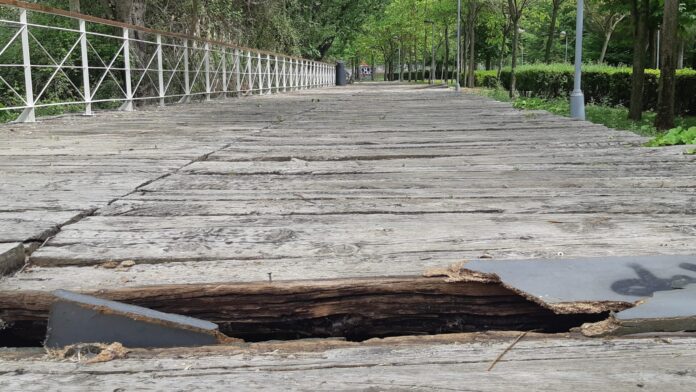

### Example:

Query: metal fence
xmin=0 ymin=1 xmax=335 ymax=122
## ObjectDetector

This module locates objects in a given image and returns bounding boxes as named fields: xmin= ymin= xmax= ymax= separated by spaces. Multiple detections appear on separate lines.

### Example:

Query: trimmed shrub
xmin=476 ymin=64 xmax=695 ymax=115
xmin=388 ymin=70 xmax=456 ymax=81
xmin=472 ymin=70 xmax=498 ymax=88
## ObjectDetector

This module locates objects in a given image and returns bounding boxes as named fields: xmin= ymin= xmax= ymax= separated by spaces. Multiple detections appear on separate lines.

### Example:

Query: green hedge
xmin=475 ymin=64 xmax=696 ymax=115
xmin=388 ymin=70 xmax=457 ymax=81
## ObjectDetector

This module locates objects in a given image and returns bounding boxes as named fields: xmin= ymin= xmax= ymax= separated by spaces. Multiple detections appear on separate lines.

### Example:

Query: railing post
xmin=295 ymin=59 xmax=299 ymax=90
xmin=281 ymin=57 xmax=286 ymax=92
xmin=221 ymin=47 xmax=227 ymax=98
xmin=265 ymin=54 xmax=271 ymax=94
xmin=294 ymin=59 xmax=298 ymax=90
xmin=287 ymin=59 xmax=291 ymax=90
xmin=120 ymin=27 xmax=133 ymax=111
xmin=273 ymin=56 xmax=280 ymax=93
xmin=298 ymin=60 xmax=302 ymax=89
xmin=156 ymin=34 xmax=164 ymax=107
xmin=302 ymin=60 xmax=306 ymax=88
xmin=204 ymin=42 xmax=211 ymax=101
xmin=245 ymin=51 xmax=252 ymax=94
xmin=256 ymin=52 xmax=262 ymax=94
xmin=78 ymin=19 xmax=92 ymax=116
xmin=16 ymin=9 xmax=35 ymax=122
xmin=180 ymin=39 xmax=190 ymax=103
xmin=234 ymin=49 xmax=241 ymax=96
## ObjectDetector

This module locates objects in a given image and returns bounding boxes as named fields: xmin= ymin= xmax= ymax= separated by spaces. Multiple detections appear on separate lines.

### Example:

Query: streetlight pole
xmin=560 ymin=31 xmax=568 ymax=63
xmin=456 ymin=0 xmax=461 ymax=92
xmin=424 ymin=20 xmax=435 ymax=85
xmin=570 ymin=0 xmax=585 ymax=120
xmin=518 ymin=28 xmax=525 ymax=65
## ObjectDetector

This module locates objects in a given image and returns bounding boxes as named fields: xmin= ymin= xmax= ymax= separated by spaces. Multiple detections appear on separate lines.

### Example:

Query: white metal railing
xmin=0 ymin=1 xmax=335 ymax=122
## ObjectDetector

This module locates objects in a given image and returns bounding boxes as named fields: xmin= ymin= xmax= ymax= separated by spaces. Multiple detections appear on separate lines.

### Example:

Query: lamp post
xmin=656 ymin=27 xmax=660 ymax=69
xmin=424 ymin=19 xmax=435 ymax=85
xmin=570 ymin=0 xmax=585 ymax=120
xmin=518 ymin=28 xmax=525 ymax=65
xmin=456 ymin=0 xmax=461 ymax=92
xmin=560 ymin=30 xmax=568 ymax=63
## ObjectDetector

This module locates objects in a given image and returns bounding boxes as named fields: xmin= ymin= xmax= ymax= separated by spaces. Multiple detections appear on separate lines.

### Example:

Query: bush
xmin=388 ymin=70 xmax=457 ymax=81
xmin=472 ymin=70 xmax=498 ymax=88
xmin=646 ymin=126 xmax=696 ymax=146
xmin=476 ymin=64 xmax=695 ymax=115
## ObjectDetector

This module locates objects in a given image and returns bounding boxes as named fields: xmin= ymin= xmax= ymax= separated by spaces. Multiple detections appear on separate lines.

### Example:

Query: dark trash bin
xmin=335 ymin=61 xmax=347 ymax=86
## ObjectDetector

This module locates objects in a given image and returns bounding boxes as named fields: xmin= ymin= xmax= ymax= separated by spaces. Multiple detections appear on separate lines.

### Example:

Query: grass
xmin=474 ymin=88 xmax=696 ymax=138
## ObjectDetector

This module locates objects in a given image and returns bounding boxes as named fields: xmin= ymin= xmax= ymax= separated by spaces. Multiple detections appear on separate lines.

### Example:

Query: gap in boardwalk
xmin=0 ymin=279 xmax=609 ymax=347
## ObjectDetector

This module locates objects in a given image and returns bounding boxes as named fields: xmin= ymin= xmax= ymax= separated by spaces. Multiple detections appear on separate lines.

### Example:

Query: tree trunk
xmin=69 ymin=0 xmax=80 ymax=12
xmin=466 ymin=26 xmax=474 ymax=87
xmin=423 ymin=30 xmax=427 ymax=82
xmin=509 ymin=17 xmax=519 ymax=98
xmin=466 ymin=3 xmax=477 ymax=88
xmin=497 ymin=30 xmax=506 ymax=81
xmin=544 ymin=0 xmax=560 ymax=63
xmin=112 ymin=0 xmax=146 ymax=26
xmin=189 ymin=0 xmax=200 ymax=36
xmin=599 ymin=31 xmax=612 ymax=63
xmin=677 ymin=38 xmax=684 ymax=69
xmin=463 ymin=30 xmax=469 ymax=85
xmin=444 ymin=25 xmax=449 ymax=84
xmin=648 ymin=28 xmax=656 ymax=68
xmin=654 ymin=0 xmax=679 ymax=130
xmin=628 ymin=0 xmax=649 ymax=120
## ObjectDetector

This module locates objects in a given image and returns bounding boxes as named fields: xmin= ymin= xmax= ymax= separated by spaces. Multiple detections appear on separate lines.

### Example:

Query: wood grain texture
xmin=2 ymin=83 xmax=696 ymax=325
xmin=1 ymin=335 xmax=695 ymax=391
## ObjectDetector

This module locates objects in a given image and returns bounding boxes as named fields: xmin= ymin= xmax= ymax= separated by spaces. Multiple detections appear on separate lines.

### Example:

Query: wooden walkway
xmin=1 ymin=83 xmax=696 ymax=388
xmin=2 ymin=333 xmax=696 ymax=391
xmin=2 ymin=84 xmax=696 ymax=288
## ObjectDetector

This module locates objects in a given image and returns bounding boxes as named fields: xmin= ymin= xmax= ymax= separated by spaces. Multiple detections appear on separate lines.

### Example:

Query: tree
xmin=69 ymin=0 xmax=80 ymax=12
xmin=654 ymin=0 xmax=680 ymax=130
xmin=111 ymin=0 xmax=146 ymax=26
xmin=585 ymin=0 xmax=628 ymax=63
xmin=466 ymin=0 xmax=484 ymax=87
xmin=628 ymin=0 xmax=650 ymax=121
xmin=543 ymin=0 xmax=564 ymax=63
xmin=507 ymin=0 xmax=532 ymax=97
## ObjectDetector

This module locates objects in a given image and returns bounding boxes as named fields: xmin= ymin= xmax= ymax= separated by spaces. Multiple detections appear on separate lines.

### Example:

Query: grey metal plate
xmin=616 ymin=284 xmax=696 ymax=320
xmin=46 ymin=290 xmax=220 ymax=348
xmin=464 ymin=255 xmax=696 ymax=303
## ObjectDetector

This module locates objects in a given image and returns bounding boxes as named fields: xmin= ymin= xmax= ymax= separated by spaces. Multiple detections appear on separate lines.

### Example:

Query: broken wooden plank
xmin=0 ymin=277 xmax=610 ymax=342
xmin=0 ymin=243 xmax=24 ymax=276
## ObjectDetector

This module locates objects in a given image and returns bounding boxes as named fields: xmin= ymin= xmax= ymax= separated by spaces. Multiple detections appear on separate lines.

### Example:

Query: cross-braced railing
xmin=0 ymin=1 xmax=335 ymax=122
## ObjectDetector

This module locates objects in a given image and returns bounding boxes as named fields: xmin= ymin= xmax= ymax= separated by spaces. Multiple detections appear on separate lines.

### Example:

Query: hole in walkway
xmin=0 ymin=279 xmax=611 ymax=347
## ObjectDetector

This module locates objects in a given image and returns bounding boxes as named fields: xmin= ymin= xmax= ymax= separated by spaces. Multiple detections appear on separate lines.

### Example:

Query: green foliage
xmin=475 ymin=87 xmax=696 ymax=137
xmin=473 ymin=70 xmax=499 ymax=88
xmin=646 ymin=126 xmax=696 ymax=146
xmin=477 ymin=64 xmax=696 ymax=115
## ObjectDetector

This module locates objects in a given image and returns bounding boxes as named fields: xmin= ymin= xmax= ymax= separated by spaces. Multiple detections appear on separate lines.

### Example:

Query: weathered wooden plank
xmin=97 ymin=193 xmax=696 ymax=216
xmin=0 ymin=211 xmax=84 ymax=242
xmin=0 ymin=243 xmax=24 ymax=276
xmin=1 ymin=83 xmax=695 ymax=357
xmin=28 ymin=213 xmax=696 ymax=266
xmin=1 ymin=335 xmax=695 ymax=391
